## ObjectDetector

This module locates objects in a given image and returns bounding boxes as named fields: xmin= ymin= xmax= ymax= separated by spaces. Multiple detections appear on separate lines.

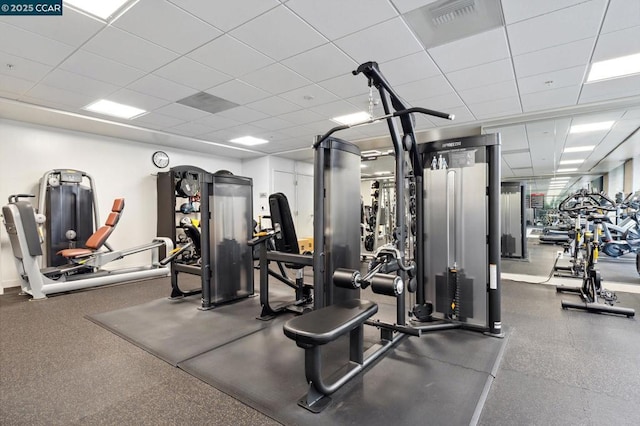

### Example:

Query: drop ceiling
xmin=0 ymin=0 xmax=639 ymax=198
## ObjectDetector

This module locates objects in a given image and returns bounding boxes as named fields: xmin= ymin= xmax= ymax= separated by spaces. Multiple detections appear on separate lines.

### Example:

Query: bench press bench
xmin=283 ymin=299 xmax=383 ymax=412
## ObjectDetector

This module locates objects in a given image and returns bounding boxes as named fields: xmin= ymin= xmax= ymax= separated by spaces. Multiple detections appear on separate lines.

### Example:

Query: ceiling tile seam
xmin=282 ymin=2 xmax=400 ymax=43
xmin=504 ymin=0 xmax=596 ymax=25
xmin=392 ymin=14 xmax=479 ymax=123
xmin=575 ymin=0 xmax=612 ymax=104
xmin=2 ymin=18 xmax=106 ymax=101
xmin=497 ymin=5 xmax=525 ymax=116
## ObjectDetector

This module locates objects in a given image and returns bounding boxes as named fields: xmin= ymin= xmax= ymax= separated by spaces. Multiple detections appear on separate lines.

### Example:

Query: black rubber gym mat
xmin=86 ymin=295 xmax=269 ymax=366
xmin=179 ymin=324 xmax=507 ymax=425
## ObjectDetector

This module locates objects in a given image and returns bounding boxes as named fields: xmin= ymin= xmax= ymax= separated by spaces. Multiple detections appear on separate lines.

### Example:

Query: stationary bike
xmin=555 ymin=191 xmax=635 ymax=317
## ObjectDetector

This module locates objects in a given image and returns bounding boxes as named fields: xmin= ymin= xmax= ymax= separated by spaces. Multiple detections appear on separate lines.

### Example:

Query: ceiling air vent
xmin=403 ymin=0 xmax=504 ymax=49
xmin=176 ymin=92 xmax=239 ymax=115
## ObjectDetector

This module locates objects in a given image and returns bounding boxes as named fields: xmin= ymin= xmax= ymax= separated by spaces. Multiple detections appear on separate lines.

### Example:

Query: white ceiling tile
xmin=0 ymin=22 xmax=74 ymax=66
xmin=0 ymin=74 xmax=36 ymax=96
xmin=216 ymin=106 xmax=270 ymax=123
xmin=153 ymin=103 xmax=211 ymax=121
xmin=622 ymin=108 xmax=640 ymax=120
xmin=206 ymin=79 xmax=270 ymax=104
xmin=522 ymin=85 xmax=581 ymax=112
xmin=230 ymin=6 xmax=326 ymax=61
xmin=167 ymin=0 xmax=279 ymax=32
xmin=391 ymin=0 xmax=439 ymax=14
xmin=334 ymin=17 xmax=424 ymax=64
xmin=127 ymin=74 xmax=196 ymax=102
xmin=279 ymin=109 xmax=326 ymax=125
xmin=241 ymin=63 xmax=311 ymax=95
xmin=601 ymin=0 xmax=640 ymax=33
xmin=518 ymin=65 xmax=587 ymax=95
xmin=0 ymin=9 xmax=103 ymax=47
xmin=468 ymin=97 xmax=522 ymax=119
xmin=134 ymin=112 xmax=186 ymax=128
xmin=458 ymin=80 xmax=518 ymax=104
xmin=192 ymin=114 xmax=241 ymax=130
xmin=246 ymin=96 xmax=301 ymax=116
xmin=23 ymin=84 xmax=94 ymax=108
xmin=512 ymin=38 xmax=595 ymax=78
xmin=447 ymin=58 xmax=515 ymax=91
xmin=286 ymin=0 xmax=397 ymax=40
xmin=278 ymin=125 xmax=318 ymax=138
xmin=309 ymin=100 xmax=361 ymax=118
xmin=251 ymin=116 xmax=295 ymax=131
xmin=411 ymin=92 xmax=465 ymax=111
xmin=428 ymin=27 xmax=510 ymax=72
xmin=579 ymin=74 xmax=640 ymax=103
xmin=0 ymin=89 xmax=20 ymax=100
xmin=395 ymin=75 xmax=454 ymax=101
xmin=188 ymin=35 xmax=274 ymax=77
xmin=40 ymin=69 xmax=119 ymax=99
xmin=343 ymin=94 xmax=386 ymax=116
xmin=83 ymin=26 xmax=178 ymax=73
xmin=168 ymin=121 xmax=216 ymax=137
xmin=507 ymin=1 xmax=606 ymax=56
xmin=591 ymin=25 xmax=640 ymax=62
xmin=503 ymin=152 xmax=532 ymax=169
xmin=153 ymin=57 xmax=232 ymax=91
xmin=114 ymin=0 xmax=222 ymax=54
xmin=108 ymin=89 xmax=171 ymax=111
xmin=0 ymin=51 xmax=53 ymax=82
xmin=59 ymin=50 xmax=146 ymax=87
xmin=430 ymin=106 xmax=475 ymax=125
xmin=379 ymin=52 xmax=442 ymax=86
xmin=501 ymin=0 xmax=587 ymax=24
xmin=281 ymin=44 xmax=357 ymax=82
xmin=279 ymin=84 xmax=339 ymax=107
xmin=317 ymin=74 xmax=370 ymax=98
xmin=490 ymin=124 xmax=529 ymax=151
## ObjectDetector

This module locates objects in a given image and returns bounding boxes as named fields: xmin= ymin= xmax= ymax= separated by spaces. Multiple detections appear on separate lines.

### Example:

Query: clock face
xmin=152 ymin=151 xmax=170 ymax=168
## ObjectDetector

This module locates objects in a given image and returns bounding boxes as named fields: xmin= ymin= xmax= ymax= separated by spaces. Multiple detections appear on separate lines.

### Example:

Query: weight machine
xmin=283 ymin=61 xmax=503 ymax=413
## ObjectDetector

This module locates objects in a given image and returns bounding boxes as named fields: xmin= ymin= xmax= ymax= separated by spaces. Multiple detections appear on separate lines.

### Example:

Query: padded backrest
xmin=105 ymin=211 xmax=120 ymax=226
xmin=182 ymin=223 xmax=201 ymax=257
xmin=269 ymin=193 xmax=299 ymax=255
xmin=112 ymin=198 xmax=125 ymax=213
xmin=85 ymin=225 xmax=114 ymax=250
xmin=83 ymin=198 xmax=125 ymax=250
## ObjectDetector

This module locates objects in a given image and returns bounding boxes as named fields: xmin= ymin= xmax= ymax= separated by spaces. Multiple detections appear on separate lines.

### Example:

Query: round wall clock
xmin=152 ymin=151 xmax=170 ymax=168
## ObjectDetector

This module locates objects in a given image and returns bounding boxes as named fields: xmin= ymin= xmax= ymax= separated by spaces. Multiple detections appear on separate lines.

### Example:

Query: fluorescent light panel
xmin=361 ymin=150 xmax=382 ymax=158
xmin=331 ymin=111 xmax=371 ymax=125
xmin=557 ymin=168 xmax=578 ymax=173
xmin=559 ymin=159 xmax=584 ymax=165
xmin=374 ymin=171 xmax=392 ymax=176
xmin=229 ymin=136 xmax=269 ymax=146
xmin=64 ymin=0 xmax=133 ymax=20
xmin=83 ymin=99 xmax=146 ymax=119
xmin=564 ymin=145 xmax=595 ymax=153
xmin=569 ymin=121 xmax=614 ymax=133
xmin=587 ymin=52 xmax=640 ymax=82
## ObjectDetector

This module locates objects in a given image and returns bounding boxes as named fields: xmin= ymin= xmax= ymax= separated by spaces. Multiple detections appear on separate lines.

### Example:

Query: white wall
xmin=632 ymin=155 xmax=640 ymax=192
xmin=607 ymin=163 xmax=624 ymax=197
xmin=0 ymin=119 xmax=241 ymax=292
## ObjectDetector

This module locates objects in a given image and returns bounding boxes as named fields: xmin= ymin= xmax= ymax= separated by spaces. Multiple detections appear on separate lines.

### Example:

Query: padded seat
xmin=284 ymin=299 xmax=378 ymax=347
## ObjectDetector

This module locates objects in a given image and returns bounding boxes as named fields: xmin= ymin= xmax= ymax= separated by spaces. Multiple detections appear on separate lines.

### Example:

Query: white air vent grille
xmin=404 ymin=0 xmax=504 ymax=49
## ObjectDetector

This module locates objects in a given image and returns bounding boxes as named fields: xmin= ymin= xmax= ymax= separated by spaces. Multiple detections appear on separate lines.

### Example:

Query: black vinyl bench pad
xmin=283 ymin=299 xmax=378 ymax=347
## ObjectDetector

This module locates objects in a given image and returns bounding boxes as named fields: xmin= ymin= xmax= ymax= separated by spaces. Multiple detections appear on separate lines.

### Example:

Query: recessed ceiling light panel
xmin=331 ymin=111 xmax=371 ymax=125
xmin=229 ymin=136 xmax=269 ymax=146
xmin=64 ymin=0 xmax=137 ymax=21
xmin=587 ymin=52 xmax=640 ymax=82
xmin=83 ymin=99 xmax=146 ymax=119
xmin=564 ymin=145 xmax=595 ymax=153
xmin=569 ymin=121 xmax=614 ymax=133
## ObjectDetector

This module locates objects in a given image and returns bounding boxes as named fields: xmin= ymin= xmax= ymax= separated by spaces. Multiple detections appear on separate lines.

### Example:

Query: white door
xmin=296 ymin=174 xmax=314 ymax=239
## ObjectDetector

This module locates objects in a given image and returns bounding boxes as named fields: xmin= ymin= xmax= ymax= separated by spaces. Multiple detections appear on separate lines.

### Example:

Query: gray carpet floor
xmin=1 ymin=273 xmax=639 ymax=425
